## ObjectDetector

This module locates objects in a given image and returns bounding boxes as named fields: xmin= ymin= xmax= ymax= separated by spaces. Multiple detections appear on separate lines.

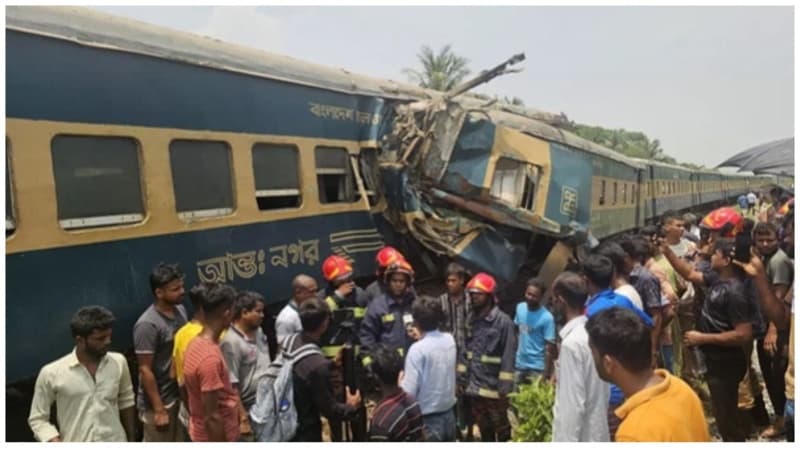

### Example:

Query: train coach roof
xmin=6 ymin=6 xmax=559 ymax=119
xmin=490 ymin=110 xmax=644 ymax=168
xmin=629 ymin=157 xmax=695 ymax=173
xmin=6 ymin=6 xmax=646 ymax=170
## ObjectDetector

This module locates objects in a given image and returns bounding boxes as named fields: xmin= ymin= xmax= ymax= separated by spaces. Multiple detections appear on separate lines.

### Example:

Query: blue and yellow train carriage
xmin=4 ymin=5 xmax=434 ymax=399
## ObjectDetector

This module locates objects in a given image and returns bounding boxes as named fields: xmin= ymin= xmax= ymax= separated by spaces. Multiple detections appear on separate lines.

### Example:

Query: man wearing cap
xmin=459 ymin=272 xmax=517 ymax=442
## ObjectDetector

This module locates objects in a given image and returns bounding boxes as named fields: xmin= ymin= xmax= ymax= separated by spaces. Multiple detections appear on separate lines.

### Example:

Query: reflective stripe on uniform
xmin=466 ymin=351 xmax=473 ymax=360
xmin=498 ymin=371 xmax=514 ymax=381
xmin=326 ymin=297 xmax=338 ymax=311
xmin=353 ymin=307 xmax=366 ymax=319
xmin=362 ymin=355 xmax=373 ymax=367
xmin=480 ymin=355 xmax=502 ymax=365
xmin=382 ymin=313 xmax=395 ymax=323
xmin=397 ymin=348 xmax=404 ymax=357
xmin=477 ymin=388 xmax=500 ymax=399
xmin=457 ymin=364 xmax=467 ymax=373
xmin=321 ymin=345 xmax=343 ymax=359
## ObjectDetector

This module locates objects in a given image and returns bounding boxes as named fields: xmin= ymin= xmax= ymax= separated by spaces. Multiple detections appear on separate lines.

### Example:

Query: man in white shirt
xmin=275 ymin=274 xmax=318 ymax=344
xmin=28 ymin=306 xmax=136 ymax=442
xmin=596 ymin=242 xmax=644 ymax=310
xmin=551 ymin=272 xmax=610 ymax=442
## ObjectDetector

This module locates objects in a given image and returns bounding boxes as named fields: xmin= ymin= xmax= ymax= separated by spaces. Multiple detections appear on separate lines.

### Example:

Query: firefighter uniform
xmin=459 ymin=273 xmax=517 ymax=442
xmin=358 ymin=260 xmax=417 ymax=367
xmin=319 ymin=255 xmax=368 ymax=441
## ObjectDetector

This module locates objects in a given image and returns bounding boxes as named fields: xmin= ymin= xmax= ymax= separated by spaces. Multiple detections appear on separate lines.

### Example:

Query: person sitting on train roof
xmin=364 ymin=246 xmax=407 ymax=304
xmin=133 ymin=262 xmax=188 ymax=442
xmin=28 ymin=306 xmax=136 ymax=442
xmin=359 ymin=260 xmax=418 ymax=368
xmin=220 ymin=291 xmax=272 ymax=441
xmin=275 ymin=274 xmax=319 ymax=345
xmin=183 ymin=283 xmax=240 ymax=442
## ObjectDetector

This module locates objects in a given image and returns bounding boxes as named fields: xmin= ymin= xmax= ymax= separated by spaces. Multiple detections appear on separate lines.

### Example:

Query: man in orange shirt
xmin=586 ymin=307 xmax=710 ymax=442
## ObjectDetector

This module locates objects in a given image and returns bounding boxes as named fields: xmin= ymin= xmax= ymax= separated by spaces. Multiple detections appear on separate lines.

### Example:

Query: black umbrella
xmin=716 ymin=137 xmax=794 ymax=176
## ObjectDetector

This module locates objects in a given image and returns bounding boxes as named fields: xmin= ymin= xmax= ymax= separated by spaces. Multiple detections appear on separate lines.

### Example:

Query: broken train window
xmin=490 ymin=157 xmax=539 ymax=210
xmin=315 ymin=146 xmax=354 ymax=204
xmin=353 ymin=147 xmax=380 ymax=206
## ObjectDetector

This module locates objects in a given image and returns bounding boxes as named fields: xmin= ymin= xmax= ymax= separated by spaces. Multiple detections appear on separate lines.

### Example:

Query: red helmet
xmin=466 ymin=272 xmax=497 ymax=295
xmin=375 ymin=246 xmax=405 ymax=269
xmin=384 ymin=259 xmax=414 ymax=283
xmin=778 ymin=198 xmax=794 ymax=217
xmin=701 ymin=207 xmax=743 ymax=238
xmin=322 ymin=255 xmax=353 ymax=282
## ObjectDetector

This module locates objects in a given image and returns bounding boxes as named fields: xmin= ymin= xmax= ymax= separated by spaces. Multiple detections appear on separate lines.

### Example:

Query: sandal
xmin=760 ymin=423 xmax=785 ymax=439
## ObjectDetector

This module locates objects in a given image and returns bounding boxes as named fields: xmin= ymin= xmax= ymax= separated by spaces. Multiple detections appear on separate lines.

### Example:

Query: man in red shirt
xmin=183 ymin=283 xmax=240 ymax=442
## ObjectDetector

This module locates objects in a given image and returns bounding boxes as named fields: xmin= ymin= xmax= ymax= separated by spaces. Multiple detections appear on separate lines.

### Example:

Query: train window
xmin=356 ymin=148 xmax=380 ymax=206
xmin=622 ymin=183 xmax=627 ymax=204
xmin=6 ymin=138 xmax=15 ymax=237
xmin=51 ymin=135 xmax=145 ymax=230
xmin=490 ymin=158 xmax=539 ymax=210
xmin=613 ymin=181 xmax=618 ymax=205
xmin=599 ymin=179 xmax=606 ymax=205
xmin=252 ymin=143 xmax=301 ymax=210
xmin=315 ymin=146 xmax=354 ymax=204
xmin=170 ymin=139 xmax=234 ymax=220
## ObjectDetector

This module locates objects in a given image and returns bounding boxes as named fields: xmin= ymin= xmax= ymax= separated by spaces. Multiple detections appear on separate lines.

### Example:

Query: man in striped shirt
xmin=369 ymin=345 xmax=424 ymax=442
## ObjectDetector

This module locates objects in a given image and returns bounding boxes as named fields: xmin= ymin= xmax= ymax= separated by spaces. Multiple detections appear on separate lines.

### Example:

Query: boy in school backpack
xmin=252 ymin=297 xmax=361 ymax=441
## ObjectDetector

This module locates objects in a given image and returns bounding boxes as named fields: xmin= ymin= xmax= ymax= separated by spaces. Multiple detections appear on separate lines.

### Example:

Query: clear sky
xmin=89 ymin=5 xmax=793 ymax=167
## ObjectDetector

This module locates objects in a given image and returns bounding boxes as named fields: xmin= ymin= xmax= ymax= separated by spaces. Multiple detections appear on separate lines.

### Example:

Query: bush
xmin=508 ymin=378 xmax=555 ymax=442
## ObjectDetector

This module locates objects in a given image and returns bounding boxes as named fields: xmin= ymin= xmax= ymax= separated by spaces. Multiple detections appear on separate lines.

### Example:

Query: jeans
xmin=756 ymin=333 xmax=789 ymax=417
xmin=705 ymin=351 xmax=748 ymax=442
xmin=786 ymin=399 xmax=795 ymax=442
xmin=660 ymin=345 xmax=674 ymax=374
xmin=423 ymin=409 xmax=456 ymax=442
xmin=513 ymin=369 xmax=543 ymax=391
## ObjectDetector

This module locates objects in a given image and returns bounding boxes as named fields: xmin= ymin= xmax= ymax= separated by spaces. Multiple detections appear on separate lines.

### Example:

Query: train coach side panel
xmin=5 ymin=211 xmax=381 ymax=384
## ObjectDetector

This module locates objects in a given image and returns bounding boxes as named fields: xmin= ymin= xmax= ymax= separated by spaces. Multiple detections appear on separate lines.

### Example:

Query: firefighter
xmin=459 ymin=272 xmax=517 ymax=442
xmin=359 ymin=260 xmax=418 ymax=368
xmin=364 ymin=246 xmax=406 ymax=304
xmin=319 ymin=254 xmax=368 ymax=441
xmin=700 ymin=206 xmax=744 ymax=241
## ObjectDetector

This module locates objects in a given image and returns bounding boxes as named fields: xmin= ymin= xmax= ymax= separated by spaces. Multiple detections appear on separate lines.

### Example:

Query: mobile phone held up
xmin=734 ymin=232 xmax=752 ymax=263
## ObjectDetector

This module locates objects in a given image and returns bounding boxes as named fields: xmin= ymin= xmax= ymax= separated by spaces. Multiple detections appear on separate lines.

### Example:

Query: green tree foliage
xmin=556 ymin=113 xmax=702 ymax=167
xmin=403 ymin=44 xmax=471 ymax=92
xmin=509 ymin=378 xmax=555 ymax=442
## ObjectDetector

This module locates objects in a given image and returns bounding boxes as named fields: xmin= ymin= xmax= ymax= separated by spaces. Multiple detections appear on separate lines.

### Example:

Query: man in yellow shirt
xmin=172 ymin=283 xmax=225 ymax=433
xmin=586 ymin=307 xmax=710 ymax=442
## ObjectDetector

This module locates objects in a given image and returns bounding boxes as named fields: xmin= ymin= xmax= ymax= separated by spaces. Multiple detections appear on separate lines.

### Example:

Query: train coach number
xmin=560 ymin=186 xmax=578 ymax=218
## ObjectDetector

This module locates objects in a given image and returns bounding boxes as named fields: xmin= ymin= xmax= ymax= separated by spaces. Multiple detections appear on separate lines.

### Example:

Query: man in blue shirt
xmin=513 ymin=277 xmax=556 ymax=389
xmin=581 ymin=254 xmax=652 ymax=440
xmin=400 ymin=296 xmax=457 ymax=441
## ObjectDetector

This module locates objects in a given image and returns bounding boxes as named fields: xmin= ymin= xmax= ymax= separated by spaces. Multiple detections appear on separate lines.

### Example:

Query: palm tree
xmin=646 ymin=138 xmax=664 ymax=160
xmin=403 ymin=44 xmax=471 ymax=92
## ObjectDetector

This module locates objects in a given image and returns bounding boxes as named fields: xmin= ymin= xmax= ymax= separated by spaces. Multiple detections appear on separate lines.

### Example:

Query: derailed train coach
xmin=3 ymin=6 xmax=782 ymax=436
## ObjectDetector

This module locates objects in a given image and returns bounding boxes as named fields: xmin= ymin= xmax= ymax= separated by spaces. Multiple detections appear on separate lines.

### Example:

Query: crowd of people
xmin=26 ymin=191 xmax=795 ymax=442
